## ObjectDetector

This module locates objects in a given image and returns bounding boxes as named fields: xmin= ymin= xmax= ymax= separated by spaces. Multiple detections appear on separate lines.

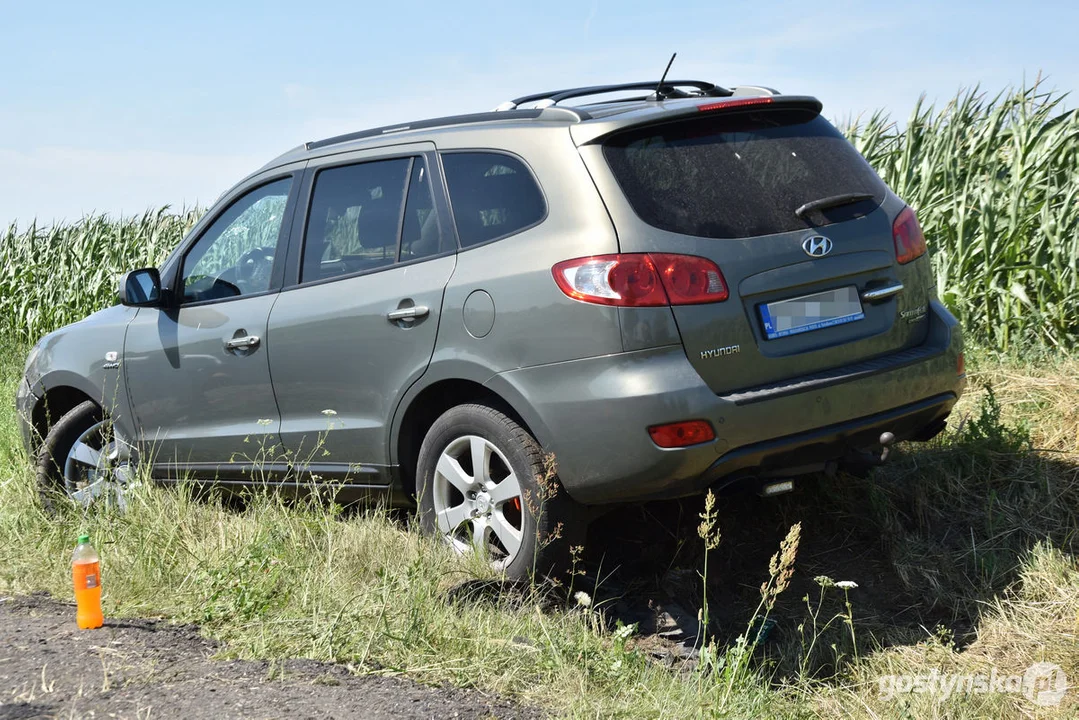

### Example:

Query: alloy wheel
xmin=431 ymin=434 xmax=525 ymax=570
xmin=63 ymin=420 xmax=134 ymax=509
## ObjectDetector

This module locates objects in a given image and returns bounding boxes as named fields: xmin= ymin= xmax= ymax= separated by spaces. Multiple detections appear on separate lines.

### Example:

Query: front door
xmin=124 ymin=176 xmax=296 ymax=473
xmin=267 ymin=152 xmax=455 ymax=477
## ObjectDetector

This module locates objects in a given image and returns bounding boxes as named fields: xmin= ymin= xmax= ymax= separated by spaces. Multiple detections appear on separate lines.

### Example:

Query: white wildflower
xmin=573 ymin=590 xmax=592 ymax=608
xmin=256 ymin=418 xmax=273 ymax=426
xmin=321 ymin=409 xmax=338 ymax=416
xmin=836 ymin=581 xmax=859 ymax=590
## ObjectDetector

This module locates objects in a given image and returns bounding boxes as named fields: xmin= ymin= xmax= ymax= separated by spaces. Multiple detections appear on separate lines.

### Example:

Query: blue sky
xmin=1 ymin=0 xmax=1076 ymax=228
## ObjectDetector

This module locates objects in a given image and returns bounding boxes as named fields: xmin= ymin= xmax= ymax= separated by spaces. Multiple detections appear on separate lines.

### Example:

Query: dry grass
xmin=2 ymin=344 xmax=1077 ymax=717
xmin=0 ymin=337 xmax=781 ymax=719
xmin=971 ymin=352 xmax=1079 ymax=453
xmin=1 ymin=352 xmax=1078 ymax=719
xmin=800 ymin=353 xmax=1079 ymax=718
xmin=813 ymin=541 xmax=1079 ymax=718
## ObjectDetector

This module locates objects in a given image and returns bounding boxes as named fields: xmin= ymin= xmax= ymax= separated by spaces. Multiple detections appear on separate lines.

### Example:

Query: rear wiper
xmin=795 ymin=192 xmax=874 ymax=219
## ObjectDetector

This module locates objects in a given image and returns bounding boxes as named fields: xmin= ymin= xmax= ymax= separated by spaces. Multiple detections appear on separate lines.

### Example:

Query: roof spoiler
xmin=569 ymin=95 xmax=823 ymax=146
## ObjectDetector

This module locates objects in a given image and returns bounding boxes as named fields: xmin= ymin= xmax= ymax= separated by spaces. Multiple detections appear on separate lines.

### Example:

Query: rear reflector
xmin=552 ymin=253 xmax=728 ymax=307
xmin=648 ymin=420 xmax=716 ymax=448
xmin=696 ymin=97 xmax=775 ymax=113
xmin=957 ymin=352 xmax=966 ymax=377
xmin=893 ymin=206 xmax=927 ymax=264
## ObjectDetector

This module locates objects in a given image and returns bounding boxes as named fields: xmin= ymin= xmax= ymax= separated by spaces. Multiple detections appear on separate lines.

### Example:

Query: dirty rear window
xmin=602 ymin=108 xmax=887 ymax=239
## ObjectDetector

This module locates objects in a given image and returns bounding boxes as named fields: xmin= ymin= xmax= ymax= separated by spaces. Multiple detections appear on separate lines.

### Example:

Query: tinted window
xmin=441 ymin=152 xmax=545 ymax=248
xmin=603 ymin=109 xmax=888 ymax=239
xmin=399 ymin=158 xmax=447 ymax=261
xmin=181 ymin=178 xmax=291 ymax=303
xmin=302 ymin=158 xmax=410 ymax=283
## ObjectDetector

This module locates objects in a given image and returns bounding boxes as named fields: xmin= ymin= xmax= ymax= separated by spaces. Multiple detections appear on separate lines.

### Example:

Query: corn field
xmin=845 ymin=83 xmax=1079 ymax=350
xmin=0 ymin=209 xmax=199 ymax=344
xmin=1 ymin=84 xmax=1077 ymax=349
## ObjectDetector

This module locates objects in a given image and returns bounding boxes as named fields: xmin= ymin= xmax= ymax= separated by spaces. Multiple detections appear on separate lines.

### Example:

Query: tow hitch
xmin=834 ymin=431 xmax=897 ymax=478
xmin=754 ymin=431 xmax=900 ymax=495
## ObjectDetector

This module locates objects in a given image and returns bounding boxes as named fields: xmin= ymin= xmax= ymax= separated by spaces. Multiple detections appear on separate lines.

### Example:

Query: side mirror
xmin=118 ymin=268 xmax=163 ymax=307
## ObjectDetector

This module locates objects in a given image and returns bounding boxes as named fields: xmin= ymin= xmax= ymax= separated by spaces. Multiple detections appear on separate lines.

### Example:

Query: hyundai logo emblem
xmin=801 ymin=235 xmax=833 ymax=257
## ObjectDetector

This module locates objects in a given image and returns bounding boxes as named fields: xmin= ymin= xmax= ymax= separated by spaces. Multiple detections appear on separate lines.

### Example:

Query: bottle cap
xmin=77 ymin=534 xmax=90 ymax=545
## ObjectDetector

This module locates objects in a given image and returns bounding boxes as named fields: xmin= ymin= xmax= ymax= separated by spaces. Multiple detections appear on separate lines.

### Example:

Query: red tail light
xmin=893 ymin=206 xmax=927 ymax=264
xmin=957 ymin=352 xmax=966 ymax=378
xmin=648 ymin=420 xmax=716 ymax=448
xmin=552 ymin=253 xmax=728 ymax=307
xmin=651 ymin=253 xmax=729 ymax=304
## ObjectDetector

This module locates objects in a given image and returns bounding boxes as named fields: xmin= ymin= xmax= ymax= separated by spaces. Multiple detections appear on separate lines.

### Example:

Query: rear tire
xmin=416 ymin=403 xmax=583 ymax=582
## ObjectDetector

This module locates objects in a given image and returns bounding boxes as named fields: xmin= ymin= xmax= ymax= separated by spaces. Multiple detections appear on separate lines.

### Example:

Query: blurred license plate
xmin=759 ymin=286 xmax=864 ymax=340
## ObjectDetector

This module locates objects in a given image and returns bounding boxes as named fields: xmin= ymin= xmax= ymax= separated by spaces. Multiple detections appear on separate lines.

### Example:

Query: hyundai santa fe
xmin=17 ymin=80 xmax=966 ymax=579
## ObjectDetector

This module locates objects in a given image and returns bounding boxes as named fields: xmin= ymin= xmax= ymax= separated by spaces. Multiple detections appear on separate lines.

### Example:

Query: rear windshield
xmin=602 ymin=108 xmax=887 ymax=239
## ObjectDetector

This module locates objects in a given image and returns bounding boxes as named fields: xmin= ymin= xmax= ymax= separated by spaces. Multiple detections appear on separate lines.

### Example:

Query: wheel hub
xmin=473 ymin=490 xmax=492 ymax=515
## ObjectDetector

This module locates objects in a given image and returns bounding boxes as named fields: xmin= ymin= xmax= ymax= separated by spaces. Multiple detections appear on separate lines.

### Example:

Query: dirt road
xmin=0 ymin=594 xmax=539 ymax=720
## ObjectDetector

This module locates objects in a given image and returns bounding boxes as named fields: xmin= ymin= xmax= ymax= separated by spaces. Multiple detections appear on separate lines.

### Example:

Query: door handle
xmin=225 ymin=335 xmax=261 ymax=351
xmin=387 ymin=306 xmax=429 ymax=322
xmin=861 ymin=283 xmax=904 ymax=302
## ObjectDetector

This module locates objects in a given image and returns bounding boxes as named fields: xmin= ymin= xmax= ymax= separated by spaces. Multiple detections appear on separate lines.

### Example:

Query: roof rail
xmin=304 ymin=107 xmax=587 ymax=151
xmin=497 ymin=80 xmax=733 ymax=111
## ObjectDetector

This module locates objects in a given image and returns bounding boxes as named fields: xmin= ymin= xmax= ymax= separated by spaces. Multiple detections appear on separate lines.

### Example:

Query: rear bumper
xmin=494 ymin=299 xmax=964 ymax=505
xmin=695 ymin=391 xmax=954 ymax=491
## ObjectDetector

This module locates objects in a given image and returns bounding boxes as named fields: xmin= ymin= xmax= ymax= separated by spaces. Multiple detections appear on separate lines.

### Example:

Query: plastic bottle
xmin=72 ymin=534 xmax=103 ymax=629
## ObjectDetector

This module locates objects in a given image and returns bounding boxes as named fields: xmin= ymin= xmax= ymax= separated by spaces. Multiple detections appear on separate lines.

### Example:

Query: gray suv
xmin=17 ymin=80 xmax=966 ymax=579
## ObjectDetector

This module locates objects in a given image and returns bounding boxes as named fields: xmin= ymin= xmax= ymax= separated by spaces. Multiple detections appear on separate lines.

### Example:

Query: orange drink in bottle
xmin=72 ymin=534 xmax=103 ymax=629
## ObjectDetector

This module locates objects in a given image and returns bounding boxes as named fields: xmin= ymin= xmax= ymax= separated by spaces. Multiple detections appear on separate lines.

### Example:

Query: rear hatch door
xmin=578 ymin=101 xmax=934 ymax=395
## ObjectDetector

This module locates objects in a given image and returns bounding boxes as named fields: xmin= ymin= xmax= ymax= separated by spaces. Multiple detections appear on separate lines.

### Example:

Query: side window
xmin=301 ymin=158 xmax=411 ymax=283
xmin=441 ymin=152 xmax=545 ymax=248
xmin=399 ymin=158 xmax=447 ymax=261
xmin=181 ymin=178 xmax=291 ymax=304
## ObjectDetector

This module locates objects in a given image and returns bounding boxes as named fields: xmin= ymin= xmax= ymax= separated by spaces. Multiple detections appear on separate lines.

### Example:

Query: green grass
xmin=3 ymin=334 xmax=1078 ymax=717
xmin=0 ymin=335 xmax=782 ymax=717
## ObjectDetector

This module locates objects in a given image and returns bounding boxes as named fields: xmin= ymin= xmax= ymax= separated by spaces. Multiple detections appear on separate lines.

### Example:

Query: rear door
xmin=267 ymin=145 xmax=456 ymax=478
xmin=579 ymin=103 xmax=934 ymax=395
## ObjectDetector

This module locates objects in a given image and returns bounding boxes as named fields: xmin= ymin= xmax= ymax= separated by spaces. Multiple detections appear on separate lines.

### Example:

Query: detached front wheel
xmin=416 ymin=404 xmax=580 ymax=581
